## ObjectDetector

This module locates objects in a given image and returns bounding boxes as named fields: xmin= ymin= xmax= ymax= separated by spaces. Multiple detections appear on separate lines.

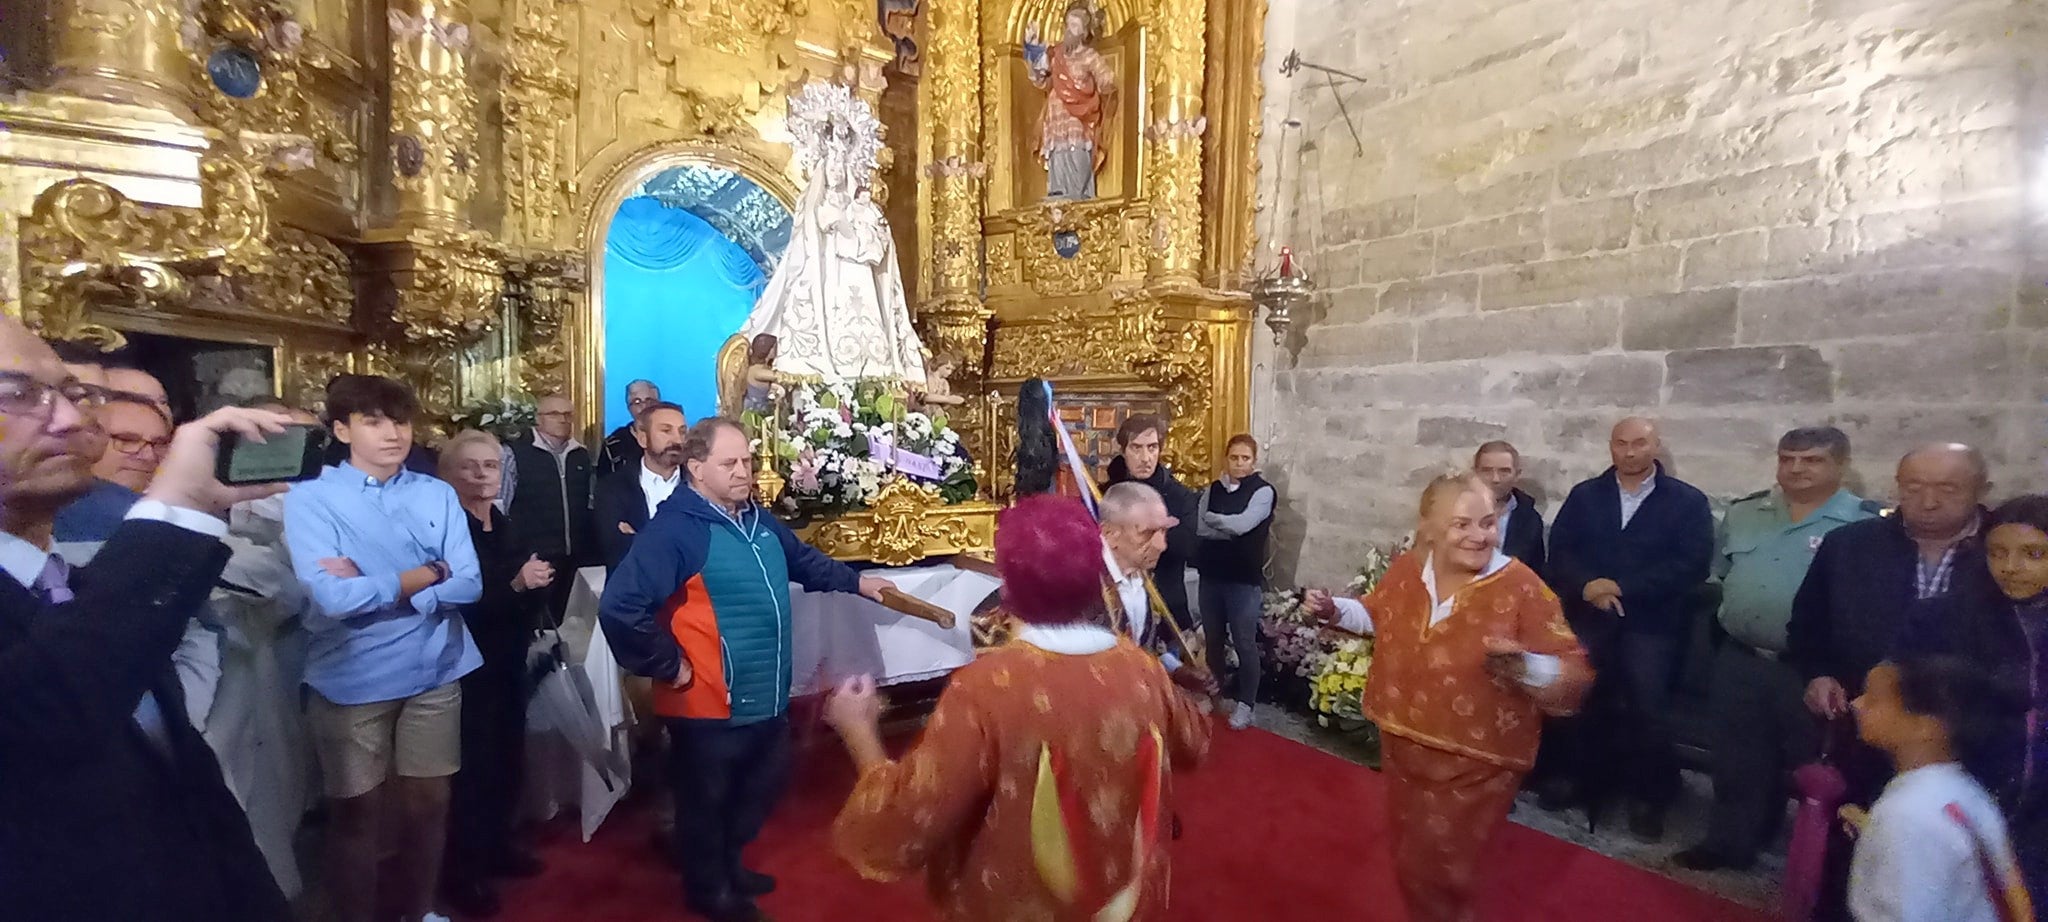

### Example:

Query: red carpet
xmin=497 ymin=719 xmax=1768 ymax=921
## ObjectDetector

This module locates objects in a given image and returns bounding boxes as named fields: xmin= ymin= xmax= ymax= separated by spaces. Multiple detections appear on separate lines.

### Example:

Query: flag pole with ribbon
xmin=1039 ymin=380 xmax=1205 ymax=665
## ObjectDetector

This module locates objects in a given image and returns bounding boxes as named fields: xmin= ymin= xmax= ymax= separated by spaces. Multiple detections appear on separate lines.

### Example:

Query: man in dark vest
xmin=1103 ymin=414 xmax=1197 ymax=631
xmin=1196 ymin=433 xmax=1275 ymax=731
xmin=508 ymin=393 xmax=595 ymax=617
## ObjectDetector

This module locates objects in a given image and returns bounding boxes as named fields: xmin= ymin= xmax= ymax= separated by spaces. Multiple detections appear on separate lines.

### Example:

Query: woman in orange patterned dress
xmin=1305 ymin=472 xmax=1594 ymax=922
xmin=825 ymin=495 xmax=1211 ymax=921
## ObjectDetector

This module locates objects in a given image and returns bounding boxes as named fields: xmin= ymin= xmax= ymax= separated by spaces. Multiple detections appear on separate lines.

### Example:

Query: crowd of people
xmin=2 ymin=298 xmax=2041 ymax=922
xmin=822 ymin=409 xmax=2041 ymax=922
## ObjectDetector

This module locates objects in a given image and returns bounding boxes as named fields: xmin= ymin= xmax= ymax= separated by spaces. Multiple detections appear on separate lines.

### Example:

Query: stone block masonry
xmin=1251 ymin=0 xmax=2046 ymax=586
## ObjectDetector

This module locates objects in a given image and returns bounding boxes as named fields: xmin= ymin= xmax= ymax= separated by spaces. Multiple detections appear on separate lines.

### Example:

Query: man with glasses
xmin=0 ymin=312 xmax=295 ymax=921
xmin=92 ymin=394 xmax=172 ymax=492
xmin=599 ymin=379 xmax=663 ymax=476
xmin=509 ymin=393 xmax=596 ymax=620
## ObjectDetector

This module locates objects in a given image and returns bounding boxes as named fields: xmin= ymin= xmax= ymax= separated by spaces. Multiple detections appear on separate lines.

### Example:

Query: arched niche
xmin=577 ymin=143 xmax=796 ymax=434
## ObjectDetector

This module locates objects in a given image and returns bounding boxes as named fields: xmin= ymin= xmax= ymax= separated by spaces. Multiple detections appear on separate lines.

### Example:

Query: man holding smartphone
xmin=0 ymin=315 xmax=294 ymax=920
xmin=285 ymin=374 xmax=483 ymax=922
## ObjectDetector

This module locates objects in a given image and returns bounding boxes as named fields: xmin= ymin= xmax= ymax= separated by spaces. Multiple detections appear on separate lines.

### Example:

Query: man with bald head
xmin=1785 ymin=442 xmax=1991 ymax=920
xmin=508 ymin=393 xmax=596 ymax=617
xmin=1545 ymin=416 xmax=1713 ymax=839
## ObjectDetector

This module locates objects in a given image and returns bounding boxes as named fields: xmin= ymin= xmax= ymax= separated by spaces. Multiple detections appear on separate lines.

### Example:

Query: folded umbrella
xmin=528 ymin=631 xmax=630 ymax=793
xmin=1782 ymin=719 xmax=1851 ymax=922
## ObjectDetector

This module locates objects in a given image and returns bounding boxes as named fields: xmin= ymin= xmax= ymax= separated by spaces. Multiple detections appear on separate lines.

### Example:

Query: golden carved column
xmin=49 ymin=0 xmax=201 ymax=120
xmin=364 ymin=0 xmax=498 ymax=424
xmin=1142 ymin=0 xmax=1208 ymax=288
xmin=916 ymin=0 xmax=989 ymax=362
xmin=502 ymin=0 xmax=574 ymax=248
xmin=387 ymin=0 xmax=480 ymax=228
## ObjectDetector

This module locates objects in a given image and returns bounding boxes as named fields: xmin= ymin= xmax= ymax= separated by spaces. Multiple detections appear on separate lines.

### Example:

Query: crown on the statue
xmin=785 ymin=81 xmax=884 ymax=177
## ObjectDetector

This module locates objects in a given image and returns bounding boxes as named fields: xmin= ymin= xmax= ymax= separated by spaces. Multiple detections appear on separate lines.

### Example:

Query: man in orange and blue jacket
xmin=600 ymin=416 xmax=888 ymax=922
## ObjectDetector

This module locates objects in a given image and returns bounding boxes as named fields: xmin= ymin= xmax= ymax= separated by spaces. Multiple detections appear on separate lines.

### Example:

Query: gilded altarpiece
xmin=924 ymin=0 xmax=1264 ymax=493
xmin=1 ymin=0 xmax=1263 ymax=557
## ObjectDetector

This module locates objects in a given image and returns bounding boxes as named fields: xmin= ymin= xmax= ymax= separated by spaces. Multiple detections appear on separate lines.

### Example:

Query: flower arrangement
xmin=451 ymin=395 xmax=536 ymax=440
xmin=771 ymin=379 xmax=976 ymax=513
xmin=1309 ymin=537 xmax=1410 ymax=721
xmin=1257 ymin=536 xmax=1413 ymax=720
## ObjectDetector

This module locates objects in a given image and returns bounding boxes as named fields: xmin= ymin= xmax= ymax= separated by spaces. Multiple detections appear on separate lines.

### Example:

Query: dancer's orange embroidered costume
xmin=1346 ymin=551 xmax=1592 ymax=922
xmin=833 ymin=638 xmax=1207 ymax=921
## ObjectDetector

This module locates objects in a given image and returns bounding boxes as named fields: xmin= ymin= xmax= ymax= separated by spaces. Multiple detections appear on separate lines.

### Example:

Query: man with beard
xmin=0 ymin=315 xmax=293 ymax=921
xmin=1103 ymin=415 xmax=1197 ymax=630
xmin=595 ymin=401 xmax=687 ymax=572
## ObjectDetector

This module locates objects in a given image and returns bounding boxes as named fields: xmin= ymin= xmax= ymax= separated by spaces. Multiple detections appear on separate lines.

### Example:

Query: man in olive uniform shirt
xmin=1676 ymin=427 xmax=1879 ymax=871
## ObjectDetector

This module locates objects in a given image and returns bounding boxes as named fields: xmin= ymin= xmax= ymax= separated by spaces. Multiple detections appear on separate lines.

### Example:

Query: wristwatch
xmin=429 ymin=560 xmax=451 ymax=586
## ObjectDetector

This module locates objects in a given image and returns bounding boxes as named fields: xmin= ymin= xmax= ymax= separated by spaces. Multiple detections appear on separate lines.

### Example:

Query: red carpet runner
xmin=497 ymin=719 xmax=1768 ymax=921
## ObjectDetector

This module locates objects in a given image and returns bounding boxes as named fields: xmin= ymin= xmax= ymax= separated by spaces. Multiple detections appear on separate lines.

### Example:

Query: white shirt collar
xmin=1419 ymin=548 xmax=1513 ymax=608
xmin=0 ymin=529 xmax=53 ymax=590
xmin=639 ymin=459 xmax=681 ymax=488
xmin=1619 ymin=468 xmax=1657 ymax=496
xmin=1015 ymin=623 xmax=1119 ymax=655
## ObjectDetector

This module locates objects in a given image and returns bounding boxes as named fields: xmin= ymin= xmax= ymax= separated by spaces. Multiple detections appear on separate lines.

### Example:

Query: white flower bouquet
xmin=771 ymin=379 xmax=976 ymax=513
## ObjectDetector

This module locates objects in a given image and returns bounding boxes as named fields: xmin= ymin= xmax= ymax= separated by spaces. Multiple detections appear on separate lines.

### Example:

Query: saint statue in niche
xmin=1024 ymin=0 xmax=1115 ymax=201
xmin=737 ymin=81 xmax=927 ymax=384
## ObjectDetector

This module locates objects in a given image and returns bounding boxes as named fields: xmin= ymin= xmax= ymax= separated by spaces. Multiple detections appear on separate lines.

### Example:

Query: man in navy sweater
xmin=1545 ymin=417 xmax=1713 ymax=839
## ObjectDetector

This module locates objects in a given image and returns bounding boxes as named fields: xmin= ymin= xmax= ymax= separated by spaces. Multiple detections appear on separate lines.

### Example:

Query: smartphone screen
xmin=223 ymin=424 xmax=320 ymax=484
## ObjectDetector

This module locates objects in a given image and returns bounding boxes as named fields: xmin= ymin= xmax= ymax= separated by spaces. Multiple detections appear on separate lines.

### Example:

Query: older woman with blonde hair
xmin=1305 ymin=470 xmax=1594 ymax=922
xmin=437 ymin=430 xmax=557 ymax=915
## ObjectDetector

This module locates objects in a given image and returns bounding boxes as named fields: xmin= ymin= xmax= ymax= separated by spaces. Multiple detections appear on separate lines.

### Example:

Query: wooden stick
xmin=877 ymin=586 xmax=956 ymax=630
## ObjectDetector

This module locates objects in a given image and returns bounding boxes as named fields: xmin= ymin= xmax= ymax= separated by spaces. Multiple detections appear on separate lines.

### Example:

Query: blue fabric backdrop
xmin=602 ymin=196 xmax=765 ymax=430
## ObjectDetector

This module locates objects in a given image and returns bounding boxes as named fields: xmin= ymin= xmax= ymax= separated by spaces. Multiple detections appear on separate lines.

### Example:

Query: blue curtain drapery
xmin=601 ymin=196 xmax=766 ymax=430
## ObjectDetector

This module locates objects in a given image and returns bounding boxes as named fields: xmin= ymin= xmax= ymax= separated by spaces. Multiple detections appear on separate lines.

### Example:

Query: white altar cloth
xmin=789 ymin=564 xmax=997 ymax=696
xmin=527 ymin=563 xmax=996 ymax=839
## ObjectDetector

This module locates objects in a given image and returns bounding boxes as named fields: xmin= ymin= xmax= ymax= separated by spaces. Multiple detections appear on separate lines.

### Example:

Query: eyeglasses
xmin=0 ymin=372 xmax=108 ymax=419
xmin=109 ymin=432 xmax=173 ymax=457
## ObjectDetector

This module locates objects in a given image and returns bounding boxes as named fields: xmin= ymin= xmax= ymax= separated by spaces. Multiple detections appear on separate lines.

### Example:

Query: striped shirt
xmin=1913 ymin=519 xmax=1980 ymax=600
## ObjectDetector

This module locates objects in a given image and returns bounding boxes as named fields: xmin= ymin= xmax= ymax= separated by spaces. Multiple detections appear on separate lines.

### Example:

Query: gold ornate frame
xmin=573 ymin=140 xmax=800 ymax=439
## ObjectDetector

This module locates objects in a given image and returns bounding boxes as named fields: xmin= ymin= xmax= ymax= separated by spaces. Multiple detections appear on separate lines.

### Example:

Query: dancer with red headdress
xmin=824 ymin=495 xmax=1211 ymax=921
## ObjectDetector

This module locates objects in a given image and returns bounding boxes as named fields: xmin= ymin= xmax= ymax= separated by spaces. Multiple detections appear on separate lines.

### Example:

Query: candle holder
xmin=1248 ymin=246 xmax=1316 ymax=345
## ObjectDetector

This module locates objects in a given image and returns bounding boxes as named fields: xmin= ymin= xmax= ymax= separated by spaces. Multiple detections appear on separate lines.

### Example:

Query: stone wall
xmin=1249 ymin=0 xmax=2046 ymax=585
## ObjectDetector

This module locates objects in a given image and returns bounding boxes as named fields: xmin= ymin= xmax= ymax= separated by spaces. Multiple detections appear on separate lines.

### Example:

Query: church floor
xmin=1253 ymin=708 xmax=1784 ymax=914
xmin=488 ymin=714 xmax=1770 ymax=922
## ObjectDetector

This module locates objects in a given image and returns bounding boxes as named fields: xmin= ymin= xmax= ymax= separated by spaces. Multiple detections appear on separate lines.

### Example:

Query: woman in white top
xmin=1848 ymin=655 xmax=2035 ymax=922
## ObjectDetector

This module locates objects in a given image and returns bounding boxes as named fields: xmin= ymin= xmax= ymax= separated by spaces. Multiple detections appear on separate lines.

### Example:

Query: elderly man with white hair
xmin=1098 ymin=481 xmax=1213 ymax=695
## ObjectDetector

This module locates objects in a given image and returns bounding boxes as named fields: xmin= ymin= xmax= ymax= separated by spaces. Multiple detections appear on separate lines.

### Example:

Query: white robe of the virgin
xmin=742 ymin=168 xmax=927 ymax=383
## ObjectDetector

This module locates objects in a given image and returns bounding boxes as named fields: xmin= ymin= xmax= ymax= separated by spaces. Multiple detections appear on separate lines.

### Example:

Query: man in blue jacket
xmin=601 ymin=416 xmax=887 ymax=922
xmin=1545 ymin=416 xmax=1713 ymax=840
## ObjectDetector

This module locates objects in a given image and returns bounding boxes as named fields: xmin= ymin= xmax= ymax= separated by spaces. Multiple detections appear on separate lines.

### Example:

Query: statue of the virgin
xmin=732 ymin=82 xmax=928 ymax=389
